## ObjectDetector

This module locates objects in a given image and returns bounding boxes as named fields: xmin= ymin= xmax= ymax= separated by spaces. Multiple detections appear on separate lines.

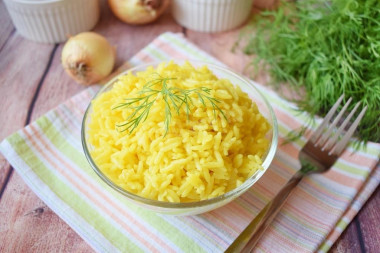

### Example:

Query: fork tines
xmin=310 ymin=94 xmax=367 ymax=156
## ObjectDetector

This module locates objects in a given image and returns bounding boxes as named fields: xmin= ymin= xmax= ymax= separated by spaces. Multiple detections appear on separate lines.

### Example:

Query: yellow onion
xmin=61 ymin=32 xmax=116 ymax=85
xmin=108 ymin=0 xmax=169 ymax=25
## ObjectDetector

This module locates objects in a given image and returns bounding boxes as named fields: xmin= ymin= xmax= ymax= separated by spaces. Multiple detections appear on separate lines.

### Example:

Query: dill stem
xmin=113 ymin=75 xmax=227 ymax=135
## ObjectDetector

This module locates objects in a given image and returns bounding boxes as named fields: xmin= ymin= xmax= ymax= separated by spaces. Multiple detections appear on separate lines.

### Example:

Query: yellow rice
xmin=88 ymin=61 xmax=270 ymax=202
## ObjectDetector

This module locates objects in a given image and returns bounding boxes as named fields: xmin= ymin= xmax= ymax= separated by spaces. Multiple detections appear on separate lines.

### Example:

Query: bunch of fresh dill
xmin=240 ymin=0 xmax=380 ymax=143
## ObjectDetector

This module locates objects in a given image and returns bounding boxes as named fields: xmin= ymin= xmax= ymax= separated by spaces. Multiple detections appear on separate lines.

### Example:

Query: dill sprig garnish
xmin=113 ymin=74 xmax=227 ymax=135
xmin=238 ymin=0 xmax=380 ymax=143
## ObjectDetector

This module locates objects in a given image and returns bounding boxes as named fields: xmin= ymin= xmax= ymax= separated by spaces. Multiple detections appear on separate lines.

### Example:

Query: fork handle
xmin=225 ymin=171 xmax=304 ymax=253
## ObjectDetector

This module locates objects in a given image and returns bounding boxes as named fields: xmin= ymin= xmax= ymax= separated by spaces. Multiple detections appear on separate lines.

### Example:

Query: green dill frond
xmin=113 ymin=75 xmax=227 ymax=135
xmin=240 ymin=0 xmax=380 ymax=143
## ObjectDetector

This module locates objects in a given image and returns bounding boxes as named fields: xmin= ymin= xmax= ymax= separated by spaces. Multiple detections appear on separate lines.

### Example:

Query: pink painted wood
xmin=0 ymin=1 xmax=378 ymax=252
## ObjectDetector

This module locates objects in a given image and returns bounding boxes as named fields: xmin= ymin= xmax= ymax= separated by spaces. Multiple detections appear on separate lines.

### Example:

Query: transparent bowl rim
xmin=81 ymin=60 xmax=278 ymax=209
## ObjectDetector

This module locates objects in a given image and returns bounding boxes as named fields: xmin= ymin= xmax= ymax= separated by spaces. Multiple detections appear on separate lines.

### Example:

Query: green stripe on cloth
xmin=5 ymin=131 xmax=141 ymax=253
xmin=1 ymin=32 xmax=379 ymax=253
xmin=334 ymin=162 xmax=371 ymax=178
xmin=37 ymin=111 xmax=206 ymax=253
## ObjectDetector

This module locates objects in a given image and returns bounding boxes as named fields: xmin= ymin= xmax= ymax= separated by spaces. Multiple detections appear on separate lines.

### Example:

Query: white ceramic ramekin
xmin=171 ymin=0 xmax=254 ymax=33
xmin=4 ymin=0 xmax=100 ymax=43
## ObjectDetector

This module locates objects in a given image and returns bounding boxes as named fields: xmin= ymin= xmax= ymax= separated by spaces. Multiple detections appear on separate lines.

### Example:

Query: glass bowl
xmin=81 ymin=61 xmax=278 ymax=216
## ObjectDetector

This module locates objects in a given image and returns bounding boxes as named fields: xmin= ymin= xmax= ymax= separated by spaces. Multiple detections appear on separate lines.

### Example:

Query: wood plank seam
xmin=0 ymin=28 xmax=15 ymax=53
xmin=24 ymin=44 xmax=59 ymax=125
xmin=354 ymin=217 xmax=367 ymax=253
xmin=0 ymin=44 xmax=58 ymax=200
xmin=0 ymin=166 xmax=13 ymax=199
xmin=182 ymin=27 xmax=187 ymax=36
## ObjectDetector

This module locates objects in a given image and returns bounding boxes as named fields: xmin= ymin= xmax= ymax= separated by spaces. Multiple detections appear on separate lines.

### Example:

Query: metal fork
xmin=225 ymin=94 xmax=367 ymax=253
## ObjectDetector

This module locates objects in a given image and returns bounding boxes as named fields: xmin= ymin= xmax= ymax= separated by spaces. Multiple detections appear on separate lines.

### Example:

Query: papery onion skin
xmin=61 ymin=32 xmax=116 ymax=85
xmin=108 ymin=0 xmax=169 ymax=25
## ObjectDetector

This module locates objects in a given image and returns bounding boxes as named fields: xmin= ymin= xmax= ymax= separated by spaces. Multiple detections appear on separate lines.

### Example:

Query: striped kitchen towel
xmin=1 ymin=32 xmax=379 ymax=253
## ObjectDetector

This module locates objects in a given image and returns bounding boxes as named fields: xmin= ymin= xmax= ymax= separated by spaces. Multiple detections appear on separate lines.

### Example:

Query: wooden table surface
xmin=0 ymin=1 xmax=379 ymax=252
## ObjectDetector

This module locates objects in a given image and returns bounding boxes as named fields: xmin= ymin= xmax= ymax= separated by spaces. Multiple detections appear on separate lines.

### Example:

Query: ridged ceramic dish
xmin=81 ymin=61 xmax=278 ymax=216
xmin=171 ymin=0 xmax=254 ymax=33
xmin=4 ymin=0 xmax=100 ymax=43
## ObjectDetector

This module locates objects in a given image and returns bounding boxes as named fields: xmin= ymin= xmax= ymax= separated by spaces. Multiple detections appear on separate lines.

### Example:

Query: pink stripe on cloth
xmin=0 ymin=32 xmax=379 ymax=253
xmin=22 ymin=124 xmax=175 ymax=253
xmin=319 ymin=164 xmax=380 ymax=251
xmin=134 ymin=33 xmax=380 ymax=252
